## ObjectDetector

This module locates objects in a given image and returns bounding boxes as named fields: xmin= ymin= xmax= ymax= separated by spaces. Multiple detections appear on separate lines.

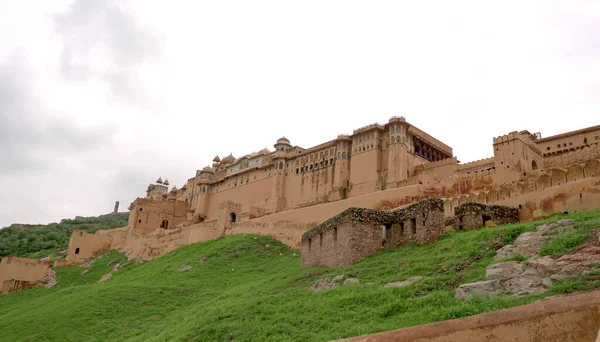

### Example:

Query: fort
xmin=3 ymin=117 xmax=600 ymax=287
xmin=55 ymin=117 xmax=600 ymax=267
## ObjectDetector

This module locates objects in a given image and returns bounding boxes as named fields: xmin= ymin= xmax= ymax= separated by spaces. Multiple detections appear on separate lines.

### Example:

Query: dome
xmin=276 ymin=137 xmax=291 ymax=145
xmin=259 ymin=148 xmax=271 ymax=154
xmin=212 ymin=155 xmax=220 ymax=162
xmin=156 ymin=177 xmax=163 ymax=184
xmin=202 ymin=166 xmax=214 ymax=173
xmin=221 ymin=153 xmax=235 ymax=164
xmin=163 ymin=179 xmax=170 ymax=186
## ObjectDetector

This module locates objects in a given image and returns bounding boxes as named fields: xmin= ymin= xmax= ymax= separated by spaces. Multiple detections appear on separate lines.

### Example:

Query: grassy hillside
xmin=1 ymin=210 xmax=599 ymax=341
xmin=0 ymin=214 xmax=129 ymax=259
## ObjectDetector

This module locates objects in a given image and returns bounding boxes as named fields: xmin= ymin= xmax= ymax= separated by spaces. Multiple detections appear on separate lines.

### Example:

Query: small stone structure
xmin=301 ymin=199 xmax=445 ymax=268
xmin=0 ymin=256 xmax=56 ymax=294
xmin=454 ymin=202 xmax=519 ymax=230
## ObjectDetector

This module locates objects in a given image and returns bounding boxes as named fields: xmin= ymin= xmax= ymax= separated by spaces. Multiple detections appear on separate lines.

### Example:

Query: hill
xmin=0 ymin=210 xmax=599 ymax=341
xmin=0 ymin=214 xmax=129 ymax=259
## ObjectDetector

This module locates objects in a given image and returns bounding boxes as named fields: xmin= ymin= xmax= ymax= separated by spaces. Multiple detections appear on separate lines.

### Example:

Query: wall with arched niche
xmin=567 ymin=164 xmax=585 ymax=182
xmin=584 ymin=159 xmax=600 ymax=178
xmin=549 ymin=168 xmax=567 ymax=187
xmin=537 ymin=174 xmax=551 ymax=190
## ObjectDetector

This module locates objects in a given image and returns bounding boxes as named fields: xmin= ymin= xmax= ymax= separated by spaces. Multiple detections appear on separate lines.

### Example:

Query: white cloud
xmin=1 ymin=0 xmax=599 ymax=226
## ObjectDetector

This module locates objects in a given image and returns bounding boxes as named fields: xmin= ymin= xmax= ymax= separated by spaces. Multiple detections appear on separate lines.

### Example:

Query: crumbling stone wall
xmin=301 ymin=199 xmax=444 ymax=268
xmin=454 ymin=202 xmax=519 ymax=230
xmin=0 ymin=257 xmax=55 ymax=294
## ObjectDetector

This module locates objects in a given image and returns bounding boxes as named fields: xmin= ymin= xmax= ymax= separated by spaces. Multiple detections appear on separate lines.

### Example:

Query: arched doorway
xmin=75 ymin=247 xmax=80 ymax=254
xmin=160 ymin=219 xmax=169 ymax=229
xmin=532 ymin=160 xmax=538 ymax=170
xmin=230 ymin=212 xmax=237 ymax=223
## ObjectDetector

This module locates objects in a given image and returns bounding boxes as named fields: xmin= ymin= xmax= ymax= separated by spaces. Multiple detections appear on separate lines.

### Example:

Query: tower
xmin=386 ymin=117 xmax=410 ymax=188
xmin=194 ymin=166 xmax=214 ymax=217
xmin=270 ymin=137 xmax=291 ymax=212
xmin=113 ymin=200 xmax=119 ymax=215
xmin=493 ymin=131 xmax=544 ymax=183
xmin=332 ymin=135 xmax=351 ymax=194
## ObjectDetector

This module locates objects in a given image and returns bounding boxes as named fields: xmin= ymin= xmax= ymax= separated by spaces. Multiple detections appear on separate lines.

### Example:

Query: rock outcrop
xmin=456 ymin=219 xmax=598 ymax=300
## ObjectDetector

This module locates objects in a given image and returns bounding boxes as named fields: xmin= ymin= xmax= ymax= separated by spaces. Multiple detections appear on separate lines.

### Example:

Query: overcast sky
xmin=1 ymin=0 xmax=598 ymax=227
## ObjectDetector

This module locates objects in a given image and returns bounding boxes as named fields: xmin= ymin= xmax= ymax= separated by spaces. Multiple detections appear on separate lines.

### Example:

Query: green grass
xmin=0 ymin=210 xmax=599 ymax=341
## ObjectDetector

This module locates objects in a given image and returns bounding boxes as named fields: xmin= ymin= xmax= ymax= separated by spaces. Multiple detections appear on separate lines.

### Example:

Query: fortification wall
xmin=252 ymin=184 xmax=422 ymax=225
xmin=65 ymin=230 xmax=113 ymax=264
xmin=336 ymin=291 xmax=600 ymax=342
xmin=0 ymin=257 xmax=54 ymax=294
xmin=226 ymin=221 xmax=317 ymax=249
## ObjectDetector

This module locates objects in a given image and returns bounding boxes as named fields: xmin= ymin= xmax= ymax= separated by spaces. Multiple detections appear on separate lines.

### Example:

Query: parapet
xmin=457 ymin=157 xmax=496 ymax=172
xmin=414 ymin=157 xmax=458 ymax=172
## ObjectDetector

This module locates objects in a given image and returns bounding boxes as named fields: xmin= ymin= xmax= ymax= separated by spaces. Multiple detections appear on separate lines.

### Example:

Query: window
xmin=333 ymin=227 xmax=337 ymax=242
xmin=320 ymin=233 xmax=323 ymax=246
xmin=410 ymin=218 xmax=417 ymax=234
xmin=75 ymin=247 xmax=80 ymax=255
xmin=308 ymin=238 xmax=312 ymax=251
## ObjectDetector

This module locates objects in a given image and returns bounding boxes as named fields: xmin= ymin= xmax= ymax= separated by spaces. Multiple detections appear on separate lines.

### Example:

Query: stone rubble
xmin=178 ymin=264 xmax=192 ymax=271
xmin=456 ymin=220 xmax=600 ymax=300
xmin=383 ymin=276 xmax=423 ymax=288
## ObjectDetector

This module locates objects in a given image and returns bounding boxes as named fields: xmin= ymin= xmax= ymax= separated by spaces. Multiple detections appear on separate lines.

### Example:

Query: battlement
xmin=457 ymin=157 xmax=496 ymax=172
xmin=414 ymin=157 xmax=458 ymax=172
xmin=353 ymin=123 xmax=385 ymax=134
xmin=0 ymin=256 xmax=51 ymax=267
xmin=493 ymin=131 xmax=543 ymax=155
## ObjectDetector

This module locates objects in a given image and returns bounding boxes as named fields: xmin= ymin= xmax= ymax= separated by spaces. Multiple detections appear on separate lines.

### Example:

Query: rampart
xmin=301 ymin=199 xmax=444 ymax=267
xmin=336 ymin=291 xmax=600 ymax=342
xmin=0 ymin=257 xmax=54 ymax=294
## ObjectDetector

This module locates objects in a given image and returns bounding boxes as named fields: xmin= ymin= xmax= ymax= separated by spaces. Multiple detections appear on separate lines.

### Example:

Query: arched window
xmin=342 ymin=152 xmax=346 ymax=158
xmin=230 ymin=212 xmax=237 ymax=223
xmin=75 ymin=247 xmax=80 ymax=255
xmin=532 ymin=160 xmax=538 ymax=170
xmin=160 ymin=219 xmax=169 ymax=229
xmin=279 ymin=161 xmax=283 ymax=170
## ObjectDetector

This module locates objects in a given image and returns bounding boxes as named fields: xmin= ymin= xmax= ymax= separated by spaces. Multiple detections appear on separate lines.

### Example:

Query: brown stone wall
xmin=0 ymin=257 xmax=54 ymax=294
xmin=129 ymin=198 xmax=191 ymax=235
xmin=454 ymin=203 xmax=519 ymax=230
xmin=65 ymin=230 xmax=112 ymax=264
xmin=335 ymin=291 xmax=600 ymax=342
xmin=301 ymin=199 xmax=445 ymax=268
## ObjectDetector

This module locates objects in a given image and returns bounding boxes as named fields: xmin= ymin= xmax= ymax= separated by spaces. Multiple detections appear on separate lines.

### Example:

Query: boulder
xmin=309 ymin=275 xmax=345 ymax=292
xmin=98 ymin=273 xmax=112 ymax=282
xmin=178 ymin=264 xmax=192 ymax=271
xmin=198 ymin=256 xmax=207 ymax=262
xmin=536 ymin=223 xmax=559 ymax=235
xmin=496 ymin=232 xmax=555 ymax=259
xmin=557 ymin=219 xmax=574 ymax=227
xmin=455 ymin=280 xmax=503 ymax=300
xmin=383 ymin=276 xmax=423 ymax=288
xmin=38 ymin=275 xmax=58 ymax=289
xmin=343 ymin=278 xmax=360 ymax=286
xmin=81 ymin=269 xmax=89 ymax=276
xmin=486 ymin=262 xmax=523 ymax=281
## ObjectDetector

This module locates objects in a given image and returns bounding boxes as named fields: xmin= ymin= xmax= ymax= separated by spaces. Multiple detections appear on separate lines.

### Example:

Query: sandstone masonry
xmin=301 ymin=199 xmax=445 ymax=267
